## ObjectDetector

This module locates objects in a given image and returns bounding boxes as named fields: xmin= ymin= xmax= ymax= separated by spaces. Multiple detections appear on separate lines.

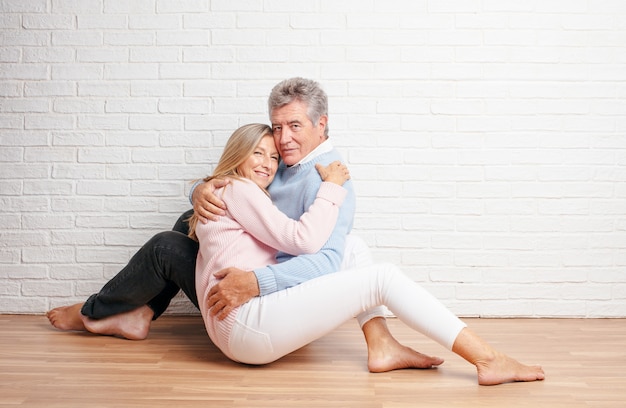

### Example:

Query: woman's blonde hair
xmin=187 ymin=123 xmax=274 ymax=241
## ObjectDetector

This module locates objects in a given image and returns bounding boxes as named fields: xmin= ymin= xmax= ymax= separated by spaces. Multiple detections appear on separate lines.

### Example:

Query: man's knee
xmin=150 ymin=230 xmax=196 ymax=250
xmin=147 ymin=230 xmax=198 ymax=305
xmin=172 ymin=209 xmax=194 ymax=234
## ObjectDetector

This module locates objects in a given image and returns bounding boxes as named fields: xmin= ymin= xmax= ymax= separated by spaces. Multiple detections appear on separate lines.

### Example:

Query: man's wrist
xmin=253 ymin=267 xmax=276 ymax=296
xmin=189 ymin=179 xmax=203 ymax=205
xmin=246 ymin=271 xmax=260 ymax=297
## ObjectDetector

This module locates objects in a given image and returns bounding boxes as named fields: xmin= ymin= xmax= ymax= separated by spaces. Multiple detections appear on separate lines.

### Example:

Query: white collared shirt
xmin=291 ymin=138 xmax=333 ymax=167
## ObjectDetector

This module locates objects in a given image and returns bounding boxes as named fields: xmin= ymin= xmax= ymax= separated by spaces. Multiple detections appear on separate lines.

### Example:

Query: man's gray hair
xmin=268 ymin=77 xmax=329 ymax=137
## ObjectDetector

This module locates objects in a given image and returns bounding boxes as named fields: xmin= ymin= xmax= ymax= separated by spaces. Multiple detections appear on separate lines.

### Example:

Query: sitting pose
xmin=48 ymin=77 xmax=444 ymax=375
xmin=190 ymin=122 xmax=544 ymax=386
xmin=48 ymin=78 xmax=544 ymax=385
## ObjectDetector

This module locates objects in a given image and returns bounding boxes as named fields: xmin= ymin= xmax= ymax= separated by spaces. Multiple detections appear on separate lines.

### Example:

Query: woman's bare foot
xmin=475 ymin=350 xmax=545 ymax=386
xmin=81 ymin=305 xmax=154 ymax=340
xmin=362 ymin=317 xmax=444 ymax=373
xmin=46 ymin=303 xmax=86 ymax=331
xmin=368 ymin=341 xmax=445 ymax=373
xmin=452 ymin=327 xmax=545 ymax=385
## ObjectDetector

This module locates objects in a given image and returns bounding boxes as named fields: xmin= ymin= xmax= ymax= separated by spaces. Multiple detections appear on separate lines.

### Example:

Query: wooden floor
xmin=1 ymin=315 xmax=625 ymax=407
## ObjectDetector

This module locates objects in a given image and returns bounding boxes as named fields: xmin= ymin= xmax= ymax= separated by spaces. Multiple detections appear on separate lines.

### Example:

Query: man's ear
xmin=317 ymin=115 xmax=328 ymax=137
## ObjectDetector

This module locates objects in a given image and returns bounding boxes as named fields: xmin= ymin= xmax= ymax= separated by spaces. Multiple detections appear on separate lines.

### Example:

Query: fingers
xmin=208 ymin=299 xmax=232 ymax=320
xmin=330 ymin=161 xmax=349 ymax=174
xmin=207 ymin=291 xmax=223 ymax=316
xmin=209 ymin=302 xmax=222 ymax=317
xmin=340 ymin=164 xmax=350 ymax=179
xmin=203 ymin=179 xmax=227 ymax=210
xmin=213 ymin=267 xmax=230 ymax=279
xmin=194 ymin=201 xmax=224 ymax=222
xmin=217 ymin=306 xmax=232 ymax=321
xmin=191 ymin=211 xmax=209 ymax=225
xmin=213 ymin=178 xmax=230 ymax=190
xmin=192 ymin=179 xmax=228 ymax=222
xmin=324 ymin=162 xmax=350 ymax=185
xmin=193 ymin=205 xmax=214 ymax=223
xmin=207 ymin=291 xmax=218 ymax=309
xmin=316 ymin=162 xmax=350 ymax=180
xmin=315 ymin=162 xmax=326 ymax=173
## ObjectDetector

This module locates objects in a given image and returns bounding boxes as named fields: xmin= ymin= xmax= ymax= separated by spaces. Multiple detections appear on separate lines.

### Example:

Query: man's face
xmin=270 ymin=100 xmax=328 ymax=166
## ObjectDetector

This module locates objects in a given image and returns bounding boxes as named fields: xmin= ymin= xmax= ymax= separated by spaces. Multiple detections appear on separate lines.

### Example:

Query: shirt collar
xmin=291 ymin=138 xmax=333 ymax=166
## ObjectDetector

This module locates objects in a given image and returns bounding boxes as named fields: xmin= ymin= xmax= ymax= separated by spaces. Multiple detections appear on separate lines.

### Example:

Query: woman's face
xmin=237 ymin=135 xmax=280 ymax=189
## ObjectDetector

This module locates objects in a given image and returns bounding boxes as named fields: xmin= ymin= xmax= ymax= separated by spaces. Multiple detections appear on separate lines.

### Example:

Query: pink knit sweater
xmin=194 ymin=177 xmax=347 ymax=360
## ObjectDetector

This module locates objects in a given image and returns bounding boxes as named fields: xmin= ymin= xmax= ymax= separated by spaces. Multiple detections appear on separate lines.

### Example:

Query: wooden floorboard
xmin=1 ymin=315 xmax=625 ymax=407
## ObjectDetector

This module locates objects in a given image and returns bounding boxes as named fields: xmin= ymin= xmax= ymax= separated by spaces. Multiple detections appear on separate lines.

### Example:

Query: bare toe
xmin=369 ymin=344 xmax=445 ymax=373
xmin=46 ymin=304 xmax=86 ymax=331
xmin=477 ymin=352 xmax=545 ymax=385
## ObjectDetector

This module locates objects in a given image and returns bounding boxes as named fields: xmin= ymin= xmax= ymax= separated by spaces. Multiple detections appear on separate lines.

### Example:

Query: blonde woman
xmin=189 ymin=123 xmax=544 ymax=386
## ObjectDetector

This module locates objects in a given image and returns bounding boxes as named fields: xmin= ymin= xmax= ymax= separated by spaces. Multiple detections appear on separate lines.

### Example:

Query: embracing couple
xmin=48 ymin=77 xmax=544 ymax=386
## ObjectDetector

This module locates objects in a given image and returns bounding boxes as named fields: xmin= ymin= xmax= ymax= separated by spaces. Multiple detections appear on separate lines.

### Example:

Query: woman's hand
xmin=191 ymin=178 xmax=230 ymax=223
xmin=315 ymin=161 xmax=351 ymax=186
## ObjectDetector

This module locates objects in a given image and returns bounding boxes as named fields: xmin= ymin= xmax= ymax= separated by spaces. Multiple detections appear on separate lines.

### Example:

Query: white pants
xmin=226 ymin=261 xmax=467 ymax=365
xmin=340 ymin=234 xmax=387 ymax=326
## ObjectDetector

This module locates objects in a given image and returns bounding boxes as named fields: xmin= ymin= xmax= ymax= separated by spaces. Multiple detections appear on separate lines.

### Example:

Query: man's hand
xmin=207 ymin=267 xmax=260 ymax=320
xmin=192 ymin=178 xmax=229 ymax=223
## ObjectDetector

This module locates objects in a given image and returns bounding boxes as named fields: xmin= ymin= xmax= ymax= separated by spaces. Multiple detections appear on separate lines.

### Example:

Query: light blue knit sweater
xmin=255 ymin=148 xmax=356 ymax=295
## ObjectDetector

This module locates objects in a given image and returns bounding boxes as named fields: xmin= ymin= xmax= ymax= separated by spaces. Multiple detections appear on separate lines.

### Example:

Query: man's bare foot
xmin=81 ymin=305 xmax=154 ymax=340
xmin=368 ymin=340 xmax=445 ymax=373
xmin=475 ymin=350 xmax=545 ymax=386
xmin=46 ymin=303 xmax=86 ymax=331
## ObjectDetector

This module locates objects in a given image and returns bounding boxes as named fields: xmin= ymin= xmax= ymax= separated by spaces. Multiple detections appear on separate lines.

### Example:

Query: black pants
xmin=81 ymin=209 xmax=199 ymax=320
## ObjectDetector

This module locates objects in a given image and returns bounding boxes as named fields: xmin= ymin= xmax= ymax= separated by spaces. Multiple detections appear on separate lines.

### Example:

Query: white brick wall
xmin=1 ymin=0 xmax=625 ymax=317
